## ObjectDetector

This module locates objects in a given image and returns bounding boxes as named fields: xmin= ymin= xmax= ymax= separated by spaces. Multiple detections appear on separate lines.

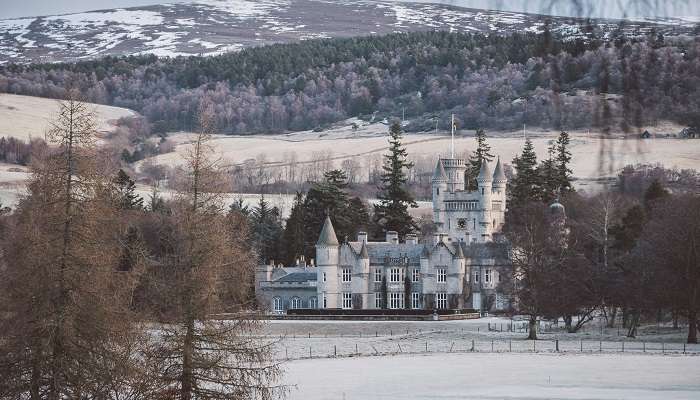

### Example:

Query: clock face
xmin=457 ymin=218 xmax=467 ymax=229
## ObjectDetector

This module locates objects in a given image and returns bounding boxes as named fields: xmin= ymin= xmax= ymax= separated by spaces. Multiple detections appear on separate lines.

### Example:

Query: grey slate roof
xmin=317 ymin=216 xmax=339 ymax=246
xmin=477 ymin=160 xmax=492 ymax=181
xmin=275 ymin=272 xmax=317 ymax=283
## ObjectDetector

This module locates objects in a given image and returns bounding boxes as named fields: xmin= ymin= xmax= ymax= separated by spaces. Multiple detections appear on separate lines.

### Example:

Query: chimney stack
xmin=386 ymin=231 xmax=399 ymax=244
xmin=358 ymin=231 xmax=368 ymax=243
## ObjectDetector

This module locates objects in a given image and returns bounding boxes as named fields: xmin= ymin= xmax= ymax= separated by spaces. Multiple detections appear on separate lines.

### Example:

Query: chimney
xmin=358 ymin=231 xmax=368 ymax=244
xmin=405 ymin=234 xmax=417 ymax=245
xmin=386 ymin=231 xmax=399 ymax=244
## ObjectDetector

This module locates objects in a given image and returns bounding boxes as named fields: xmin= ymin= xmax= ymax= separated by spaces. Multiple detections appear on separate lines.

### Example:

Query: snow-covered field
xmin=0 ymin=93 xmax=135 ymax=141
xmin=283 ymin=352 xmax=700 ymax=400
xmin=142 ymin=119 xmax=699 ymax=193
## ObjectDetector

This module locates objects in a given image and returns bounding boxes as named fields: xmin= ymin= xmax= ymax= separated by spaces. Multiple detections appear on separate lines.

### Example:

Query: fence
xmin=274 ymin=337 xmax=700 ymax=361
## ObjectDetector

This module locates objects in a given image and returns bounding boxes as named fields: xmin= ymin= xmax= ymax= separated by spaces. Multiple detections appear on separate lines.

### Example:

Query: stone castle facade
xmin=256 ymin=155 xmax=511 ymax=313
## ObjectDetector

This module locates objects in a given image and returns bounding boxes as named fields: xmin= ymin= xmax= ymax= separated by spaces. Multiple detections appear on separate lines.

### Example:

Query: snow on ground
xmin=283 ymin=352 xmax=700 ymax=400
xmin=0 ymin=93 xmax=135 ymax=141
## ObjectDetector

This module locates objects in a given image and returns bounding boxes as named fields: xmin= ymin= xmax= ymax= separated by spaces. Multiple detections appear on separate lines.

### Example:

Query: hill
xmin=0 ymin=0 xmax=696 ymax=64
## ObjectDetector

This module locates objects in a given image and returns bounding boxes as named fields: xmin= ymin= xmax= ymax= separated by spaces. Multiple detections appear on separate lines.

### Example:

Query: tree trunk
xmin=182 ymin=316 xmax=195 ymax=400
xmin=672 ymin=310 xmax=679 ymax=329
xmin=627 ymin=310 xmax=640 ymax=338
xmin=607 ymin=307 xmax=617 ymax=328
xmin=564 ymin=315 xmax=572 ymax=332
xmin=528 ymin=316 xmax=538 ymax=340
xmin=688 ymin=309 xmax=698 ymax=344
xmin=622 ymin=308 xmax=629 ymax=329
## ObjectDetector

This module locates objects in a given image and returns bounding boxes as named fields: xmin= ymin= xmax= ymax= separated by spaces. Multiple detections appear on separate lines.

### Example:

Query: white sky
xmin=0 ymin=0 xmax=697 ymax=20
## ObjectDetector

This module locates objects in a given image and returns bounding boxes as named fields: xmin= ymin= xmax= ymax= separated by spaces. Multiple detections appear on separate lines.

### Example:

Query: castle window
xmin=389 ymin=292 xmax=404 ymax=309
xmin=291 ymin=297 xmax=302 ymax=309
xmin=375 ymin=292 xmax=383 ymax=309
xmin=273 ymin=297 xmax=283 ymax=314
xmin=323 ymin=272 xmax=327 ymax=282
xmin=412 ymin=268 xmax=420 ymax=282
xmin=411 ymin=292 xmax=420 ymax=309
xmin=342 ymin=292 xmax=352 ymax=309
xmin=374 ymin=268 xmax=382 ymax=282
xmin=474 ymin=271 xmax=480 ymax=283
xmin=437 ymin=188 xmax=440 ymax=195
xmin=390 ymin=267 xmax=404 ymax=282
xmin=436 ymin=292 xmax=447 ymax=309
xmin=309 ymin=296 xmax=318 ymax=309
xmin=342 ymin=268 xmax=352 ymax=282
xmin=323 ymin=293 xmax=327 ymax=308
xmin=485 ymin=269 xmax=492 ymax=283
xmin=437 ymin=268 xmax=447 ymax=283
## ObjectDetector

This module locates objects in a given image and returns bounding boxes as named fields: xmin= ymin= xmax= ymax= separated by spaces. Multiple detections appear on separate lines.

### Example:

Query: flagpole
xmin=451 ymin=113 xmax=455 ymax=159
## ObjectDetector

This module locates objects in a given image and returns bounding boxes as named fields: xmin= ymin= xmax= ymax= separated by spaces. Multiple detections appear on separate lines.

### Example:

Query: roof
xmin=317 ymin=216 xmax=339 ymax=246
xmin=275 ymin=272 xmax=317 ymax=283
xmin=477 ymin=160 xmax=492 ymax=181
xmin=432 ymin=159 xmax=447 ymax=181
xmin=359 ymin=242 xmax=369 ymax=258
xmin=492 ymin=157 xmax=506 ymax=181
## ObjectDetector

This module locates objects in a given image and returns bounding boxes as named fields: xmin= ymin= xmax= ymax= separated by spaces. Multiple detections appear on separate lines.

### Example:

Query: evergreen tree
xmin=643 ymin=178 xmax=669 ymax=213
xmin=302 ymin=169 xmax=360 ymax=258
xmin=538 ymin=145 xmax=559 ymax=203
xmin=281 ymin=191 xmax=306 ymax=265
xmin=510 ymin=138 xmax=540 ymax=207
xmin=228 ymin=198 xmax=250 ymax=217
xmin=373 ymin=121 xmax=417 ymax=238
xmin=250 ymin=195 xmax=283 ymax=264
xmin=112 ymin=169 xmax=144 ymax=210
xmin=466 ymin=128 xmax=495 ymax=190
xmin=554 ymin=131 xmax=574 ymax=193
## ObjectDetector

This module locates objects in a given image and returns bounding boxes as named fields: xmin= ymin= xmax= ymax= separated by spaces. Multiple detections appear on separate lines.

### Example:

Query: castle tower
xmin=351 ymin=242 xmax=370 ymax=309
xmin=441 ymin=157 xmax=467 ymax=193
xmin=431 ymin=159 xmax=448 ymax=227
xmin=316 ymin=216 xmax=340 ymax=308
xmin=476 ymin=161 xmax=493 ymax=241
xmin=491 ymin=157 xmax=507 ymax=232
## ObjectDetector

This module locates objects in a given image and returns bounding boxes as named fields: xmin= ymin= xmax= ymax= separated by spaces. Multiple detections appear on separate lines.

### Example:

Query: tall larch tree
xmin=373 ymin=121 xmax=417 ymax=238
xmin=554 ymin=131 xmax=574 ymax=194
xmin=510 ymin=138 xmax=540 ymax=207
xmin=0 ymin=93 xmax=139 ymax=399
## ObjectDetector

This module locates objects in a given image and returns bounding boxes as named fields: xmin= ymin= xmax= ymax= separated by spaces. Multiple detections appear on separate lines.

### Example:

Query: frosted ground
xmin=283 ymin=353 xmax=700 ymax=400
xmin=265 ymin=317 xmax=700 ymax=399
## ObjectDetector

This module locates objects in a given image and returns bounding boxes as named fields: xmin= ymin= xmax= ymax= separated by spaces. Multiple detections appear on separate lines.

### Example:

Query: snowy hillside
xmin=0 ymin=0 xmax=696 ymax=64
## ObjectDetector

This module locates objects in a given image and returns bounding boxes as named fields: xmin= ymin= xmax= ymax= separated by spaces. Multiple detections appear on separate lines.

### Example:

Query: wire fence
xmin=274 ymin=337 xmax=700 ymax=361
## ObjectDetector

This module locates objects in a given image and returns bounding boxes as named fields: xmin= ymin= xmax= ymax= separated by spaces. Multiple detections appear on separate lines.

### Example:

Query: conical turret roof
xmin=432 ymin=159 xmax=447 ymax=181
xmin=359 ymin=241 xmax=369 ymax=258
xmin=317 ymin=216 xmax=339 ymax=246
xmin=420 ymin=244 xmax=430 ymax=259
xmin=493 ymin=157 xmax=506 ymax=181
xmin=453 ymin=242 xmax=465 ymax=259
xmin=477 ymin=160 xmax=492 ymax=181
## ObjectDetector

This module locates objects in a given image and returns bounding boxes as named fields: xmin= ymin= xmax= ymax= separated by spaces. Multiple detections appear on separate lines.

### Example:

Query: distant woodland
xmin=1 ymin=30 xmax=699 ymax=135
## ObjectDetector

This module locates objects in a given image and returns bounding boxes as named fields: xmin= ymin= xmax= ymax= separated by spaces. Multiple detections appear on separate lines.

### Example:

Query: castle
xmin=255 ymin=155 xmax=512 ymax=313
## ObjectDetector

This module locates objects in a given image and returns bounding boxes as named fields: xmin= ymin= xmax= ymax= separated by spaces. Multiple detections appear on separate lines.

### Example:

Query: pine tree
xmin=538 ymin=144 xmax=559 ymax=203
xmin=373 ymin=121 xmax=417 ymax=238
xmin=112 ymin=169 xmax=144 ymax=210
xmin=250 ymin=195 xmax=283 ymax=264
xmin=510 ymin=138 xmax=539 ymax=207
xmin=282 ymin=191 xmax=306 ymax=265
xmin=466 ymin=128 xmax=494 ymax=190
xmin=554 ymin=131 xmax=574 ymax=193
xmin=643 ymin=178 xmax=669 ymax=213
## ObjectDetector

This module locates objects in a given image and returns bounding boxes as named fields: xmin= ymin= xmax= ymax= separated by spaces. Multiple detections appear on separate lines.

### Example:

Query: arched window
xmin=273 ymin=297 xmax=283 ymax=314
xmin=291 ymin=296 xmax=302 ymax=309
xmin=309 ymin=296 xmax=318 ymax=309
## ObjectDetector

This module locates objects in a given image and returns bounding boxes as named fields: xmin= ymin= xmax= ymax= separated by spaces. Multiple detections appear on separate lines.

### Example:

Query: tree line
xmin=503 ymin=139 xmax=700 ymax=343
xmin=1 ymin=30 xmax=698 ymax=136
xmin=0 ymin=95 xmax=284 ymax=399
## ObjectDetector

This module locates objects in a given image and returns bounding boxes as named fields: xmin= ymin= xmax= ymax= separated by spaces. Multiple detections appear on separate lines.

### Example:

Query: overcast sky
xmin=0 ymin=0 xmax=697 ymax=20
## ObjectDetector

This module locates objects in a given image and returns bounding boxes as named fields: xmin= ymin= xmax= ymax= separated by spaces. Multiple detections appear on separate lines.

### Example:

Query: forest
xmin=1 ymin=30 xmax=699 ymax=136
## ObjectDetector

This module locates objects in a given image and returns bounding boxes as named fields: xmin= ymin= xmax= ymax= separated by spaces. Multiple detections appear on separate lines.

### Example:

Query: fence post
xmin=471 ymin=340 xmax=475 ymax=352
xmin=425 ymin=341 xmax=428 ymax=352
xmin=662 ymin=342 xmax=665 ymax=354
xmin=509 ymin=340 xmax=512 ymax=352
xmin=643 ymin=342 xmax=646 ymax=353
xmin=580 ymin=340 xmax=583 ymax=352
xmin=622 ymin=340 xmax=624 ymax=353
xmin=491 ymin=340 xmax=494 ymax=352
xmin=334 ymin=345 xmax=337 ymax=357
xmin=309 ymin=332 xmax=311 ymax=338
xmin=533 ymin=340 xmax=536 ymax=352
xmin=285 ymin=347 xmax=288 ymax=360
xmin=356 ymin=343 xmax=358 ymax=354
xmin=488 ymin=323 xmax=491 ymax=331
xmin=390 ymin=329 xmax=393 ymax=336
xmin=556 ymin=340 xmax=559 ymax=352
xmin=599 ymin=341 xmax=602 ymax=352
xmin=309 ymin=347 xmax=312 ymax=358
xmin=683 ymin=342 xmax=686 ymax=354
